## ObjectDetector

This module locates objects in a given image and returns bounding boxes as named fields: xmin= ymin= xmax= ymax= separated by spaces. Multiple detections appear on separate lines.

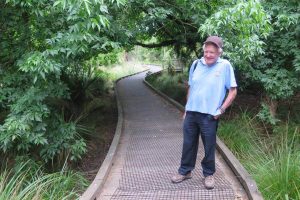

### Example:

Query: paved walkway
xmin=98 ymin=67 xmax=247 ymax=200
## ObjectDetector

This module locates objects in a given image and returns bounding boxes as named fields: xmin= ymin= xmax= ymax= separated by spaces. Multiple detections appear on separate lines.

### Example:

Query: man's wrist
xmin=219 ymin=107 xmax=225 ymax=114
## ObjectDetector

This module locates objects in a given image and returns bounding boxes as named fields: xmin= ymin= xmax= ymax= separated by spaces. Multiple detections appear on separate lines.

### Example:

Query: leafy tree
xmin=255 ymin=0 xmax=300 ymax=121
xmin=0 ymin=0 xmax=125 ymax=166
xmin=200 ymin=0 xmax=300 ymax=123
xmin=121 ymin=0 xmax=231 ymax=63
xmin=123 ymin=0 xmax=299 ymax=124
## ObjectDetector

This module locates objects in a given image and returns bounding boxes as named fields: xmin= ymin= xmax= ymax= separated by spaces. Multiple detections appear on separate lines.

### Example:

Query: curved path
xmin=97 ymin=67 xmax=248 ymax=200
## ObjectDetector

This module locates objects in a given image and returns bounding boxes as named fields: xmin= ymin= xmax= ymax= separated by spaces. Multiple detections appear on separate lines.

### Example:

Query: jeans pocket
xmin=207 ymin=114 xmax=215 ymax=121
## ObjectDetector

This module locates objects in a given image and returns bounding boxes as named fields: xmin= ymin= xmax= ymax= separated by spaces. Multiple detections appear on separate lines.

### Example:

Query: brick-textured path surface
xmin=98 ymin=68 xmax=243 ymax=200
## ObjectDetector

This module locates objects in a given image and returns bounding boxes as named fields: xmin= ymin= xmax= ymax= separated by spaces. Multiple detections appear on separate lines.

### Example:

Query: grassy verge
xmin=100 ymin=60 xmax=148 ymax=81
xmin=0 ymin=159 xmax=88 ymax=200
xmin=146 ymin=71 xmax=188 ymax=105
xmin=218 ymin=114 xmax=300 ymax=200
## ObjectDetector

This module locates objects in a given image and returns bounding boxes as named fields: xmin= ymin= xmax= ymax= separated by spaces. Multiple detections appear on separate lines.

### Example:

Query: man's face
xmin=204 ymin=43 xmax=220 ymax=66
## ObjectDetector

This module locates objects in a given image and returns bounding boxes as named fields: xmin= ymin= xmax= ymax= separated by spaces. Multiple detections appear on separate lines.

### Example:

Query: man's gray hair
xmin=202 ymin=44 xmax=223 ymax=54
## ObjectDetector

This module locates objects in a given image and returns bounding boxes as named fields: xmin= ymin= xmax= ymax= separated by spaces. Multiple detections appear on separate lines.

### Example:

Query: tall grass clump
xmin=146 ymin=71 xmax=187 ymax=105
xmin=245 ymin=125 xmax=300 ymax=200
xmin=218 ymin=112 xmax=260 ymax=155
xmin=0 ymin=159 xmax=88 ymax=200
xmin=219 ymin=114 xmax=300 ymax=200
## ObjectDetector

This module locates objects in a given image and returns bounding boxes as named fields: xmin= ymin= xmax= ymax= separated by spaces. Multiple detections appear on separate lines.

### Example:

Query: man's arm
xmin=183 ymin=87 xmax=190 ymax=119
xmin=214 ymin=87 xmax=237 ymax=119
xmin=186 ymin=87 xmax=190 ymax=102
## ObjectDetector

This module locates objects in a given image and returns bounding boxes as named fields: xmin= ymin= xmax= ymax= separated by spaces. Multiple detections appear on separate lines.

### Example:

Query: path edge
xmin=143 ymin=70 xmax=264 ymax=200
xmin=80 ymin=69 xmax=149 ymax=200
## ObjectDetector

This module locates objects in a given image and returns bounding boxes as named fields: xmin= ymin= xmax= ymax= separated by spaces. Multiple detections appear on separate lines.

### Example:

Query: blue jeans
xmin=178 ymin=111 xmax=218 ymax=177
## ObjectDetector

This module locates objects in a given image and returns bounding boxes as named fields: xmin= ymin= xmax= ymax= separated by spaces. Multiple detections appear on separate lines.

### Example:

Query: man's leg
xmin=178 ymin=112 xmax=200 ymax=175
xmin=199 ymin=114 xmax=218 ymax=177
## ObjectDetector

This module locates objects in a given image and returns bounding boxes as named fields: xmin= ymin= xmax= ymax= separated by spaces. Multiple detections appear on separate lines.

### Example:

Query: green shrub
xmin=0 ymin=0 xmax=125 ymax=168
xmin=91 ymin=50 xmax=122 ymax=67
xmin=257 ymin=103 xmax=280 ymax=125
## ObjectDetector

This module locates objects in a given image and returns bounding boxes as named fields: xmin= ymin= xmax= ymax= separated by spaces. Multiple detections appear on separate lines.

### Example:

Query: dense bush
xmin=0 ymin=0 xmax=125 ymax=166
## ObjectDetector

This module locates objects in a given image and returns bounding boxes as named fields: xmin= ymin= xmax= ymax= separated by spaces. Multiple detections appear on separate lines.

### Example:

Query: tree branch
xmin=134 ymin=40 xmax=177 ymax=48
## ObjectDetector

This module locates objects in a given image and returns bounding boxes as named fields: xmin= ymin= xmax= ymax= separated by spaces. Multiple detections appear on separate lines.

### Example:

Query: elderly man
xmin=171 ymin=36 xmax=237 ymax=189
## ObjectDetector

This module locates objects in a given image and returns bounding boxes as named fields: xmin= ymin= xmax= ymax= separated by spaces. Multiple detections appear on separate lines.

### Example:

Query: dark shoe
xmin=171 ymin=172 xmax=192 ymax=183
xmin=204 ymin=175 xmax=215 ymax=189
